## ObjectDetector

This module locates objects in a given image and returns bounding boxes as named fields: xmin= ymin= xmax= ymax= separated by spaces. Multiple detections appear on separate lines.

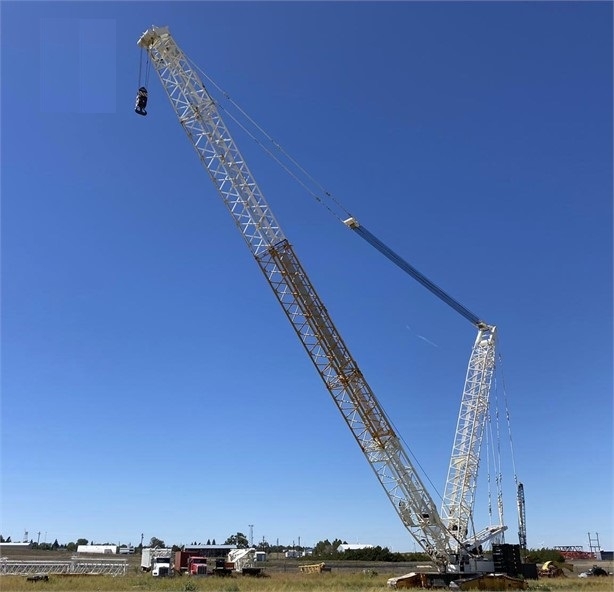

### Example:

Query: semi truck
xmin=179 ymin=548 xmax=260 ymax=576
xmin=141 ymin=547 xmax=173 ymax=576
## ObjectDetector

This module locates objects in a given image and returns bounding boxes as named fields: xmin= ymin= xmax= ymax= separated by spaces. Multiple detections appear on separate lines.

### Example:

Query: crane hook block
xmin=134 ymin=86 xmax=148 ymax=116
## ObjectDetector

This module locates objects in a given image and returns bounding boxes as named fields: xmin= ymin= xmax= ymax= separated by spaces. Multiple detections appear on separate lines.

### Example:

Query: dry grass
xmin=1 ymin=572 xmax=613 ymax=592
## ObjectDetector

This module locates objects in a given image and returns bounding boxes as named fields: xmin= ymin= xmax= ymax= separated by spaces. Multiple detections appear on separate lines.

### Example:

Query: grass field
xmin=1 ymin=551 xmax=612 ymax=591
xmin=1 ymin=569 xmax=613 ymax=592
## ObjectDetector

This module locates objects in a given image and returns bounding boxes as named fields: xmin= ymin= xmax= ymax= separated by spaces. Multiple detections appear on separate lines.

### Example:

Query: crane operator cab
xmin=134 ymin=86 xmax=148 ymax=116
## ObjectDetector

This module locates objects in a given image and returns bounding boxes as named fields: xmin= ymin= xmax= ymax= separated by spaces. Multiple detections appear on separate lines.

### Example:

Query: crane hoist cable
xmin=497 ymin=351 xmax=526 ymax=549
xmin=134 ymin=47 xmax=151 ymax=116
xmin=187 ymin=57 xmax=352 ymax=223
xmin=190 ymin=59 xmax=489 ymax=330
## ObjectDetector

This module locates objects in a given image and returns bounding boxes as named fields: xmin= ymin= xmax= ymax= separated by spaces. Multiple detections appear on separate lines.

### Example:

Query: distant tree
xmin=66 ymin=542 xmax=77 ymax=552
xmin=52 ymin=539 xmax=59 ymax=550
xmin=342 ymin=546 xmax=403 ymax=562
xmin=206 ymin=539 xmax=211 ymax=545
xmin=0 ymin=535 xmax=4 ymax=543
xmin=403 ymin=551 xmax=430 ymax=561
xmin=212 ymin=539 xmax=216 ymax=545
xmin=149 ymin=537 xmax=165 ymax=548
xmin=6 ymin=537 xmax=11 ymax=543
xmin=224 ymin=533 xmax=249 ymax=548
xmin=76 ymin=538 xmax=88 ymax=546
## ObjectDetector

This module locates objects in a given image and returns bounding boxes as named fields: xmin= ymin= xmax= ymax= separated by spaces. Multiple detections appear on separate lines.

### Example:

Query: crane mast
xmin=137 ymin=25 xmax=453 ymax=567
xmin=441 ymin=325 xmax=497 ymax=545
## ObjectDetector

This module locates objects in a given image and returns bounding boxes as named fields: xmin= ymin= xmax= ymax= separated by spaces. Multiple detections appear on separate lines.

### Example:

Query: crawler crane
xmin=136 ymin=25 xmax=509 ymax=572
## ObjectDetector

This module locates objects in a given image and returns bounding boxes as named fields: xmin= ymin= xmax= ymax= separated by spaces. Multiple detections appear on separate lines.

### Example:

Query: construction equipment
xmin=299 ymin=562 xmax=329 ymax=573
xmin=136 ymin=25 xmax=513 ymax=575
xmin=579 ymin=565 xmax=609 ymax=577
xmin=538 ymin=560 xmax=574 ymax=578
xmin=227 ymin=548 xmax=261 ymax=575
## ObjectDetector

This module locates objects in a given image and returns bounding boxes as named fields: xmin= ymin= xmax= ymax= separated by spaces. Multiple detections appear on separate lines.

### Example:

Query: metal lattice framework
xmin=0 ymin=558 xmax=128 ymax=576
xmin=441 ymin=325 xmax=498 ymax=544
xmin=138 ymin=25 xmax=453 ymax=566
xmin=517 ymin=483 xmax=527 ymax=550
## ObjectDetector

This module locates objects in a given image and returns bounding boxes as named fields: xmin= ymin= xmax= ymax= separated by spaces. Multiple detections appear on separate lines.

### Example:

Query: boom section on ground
xmin=137 ymin=25 xmax=451 ymax=566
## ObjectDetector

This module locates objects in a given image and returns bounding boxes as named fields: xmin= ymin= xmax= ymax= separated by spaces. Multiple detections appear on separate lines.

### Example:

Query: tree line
xmin=0 ymin=533 xmax=570 ymax=563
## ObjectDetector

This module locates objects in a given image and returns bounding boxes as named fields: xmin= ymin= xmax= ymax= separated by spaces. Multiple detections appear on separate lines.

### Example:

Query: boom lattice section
xmin=441 ymin=326 xmax=498 ymax=545
xmin=0 ymin=558 xmax=128 ymax=576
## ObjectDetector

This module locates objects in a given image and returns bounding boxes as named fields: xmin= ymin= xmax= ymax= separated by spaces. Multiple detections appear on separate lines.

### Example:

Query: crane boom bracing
xmin=137 ymin=24 xmax=452 ymax=567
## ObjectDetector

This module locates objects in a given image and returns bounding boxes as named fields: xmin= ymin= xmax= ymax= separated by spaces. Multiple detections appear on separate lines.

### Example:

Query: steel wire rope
xmin=489 ymin=377 xmax=505 ymax=540
xmin=188 ymin=56 xmax=489 ymax=333
xmin=190 ymin=59 xmax=352 ymax=221
xmin=145 ymin=52 xmax=151 ymax=88
xmin=496 ymin=351 xmax=520 ymax=488
xmin=491 ymin=376 xmax=506 ymax=531
xmin=485 ymin=409 xmax=499 ymax=532
xmin=137 ymin=48 xmax=143 ymax=87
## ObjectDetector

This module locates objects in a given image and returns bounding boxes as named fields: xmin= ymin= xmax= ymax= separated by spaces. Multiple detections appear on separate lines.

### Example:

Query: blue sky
xmin=1 ymin=1 xmax=612 ymax=553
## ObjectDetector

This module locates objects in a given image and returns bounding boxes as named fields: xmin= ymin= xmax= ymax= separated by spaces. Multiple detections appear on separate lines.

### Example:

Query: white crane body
xmin=137 ymin=25 xmax=509 ymax=571
xmin=441 ymin=325 xmax=499 ymax=545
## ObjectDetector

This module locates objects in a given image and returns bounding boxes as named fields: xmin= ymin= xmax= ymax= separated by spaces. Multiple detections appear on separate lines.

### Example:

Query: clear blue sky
xmin=2 ymin=1 xmax=612 ymax=553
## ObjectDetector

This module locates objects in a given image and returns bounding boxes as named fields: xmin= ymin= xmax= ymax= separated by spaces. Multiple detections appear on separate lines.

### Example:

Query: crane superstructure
xmin=137 ymin=25 xmax=506 ymax=570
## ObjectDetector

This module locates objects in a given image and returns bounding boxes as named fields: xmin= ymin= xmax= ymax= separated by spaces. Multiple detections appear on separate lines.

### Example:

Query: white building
xmin=77 ymin=544 xmax=118 ymax=554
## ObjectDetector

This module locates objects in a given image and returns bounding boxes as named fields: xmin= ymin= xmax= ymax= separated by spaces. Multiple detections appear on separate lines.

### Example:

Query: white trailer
xmin=141 ymin=547 xmax=173 ymax=574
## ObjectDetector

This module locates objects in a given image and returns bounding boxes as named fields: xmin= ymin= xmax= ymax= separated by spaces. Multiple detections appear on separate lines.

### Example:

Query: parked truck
xmin=188 ymin=556 xmax=208 ymax=576
xmin=141 ymin=547 xmax=173 ymax=576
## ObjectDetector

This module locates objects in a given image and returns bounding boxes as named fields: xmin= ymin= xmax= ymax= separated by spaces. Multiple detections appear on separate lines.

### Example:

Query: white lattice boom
xmin=441 ymin=325 xmax=503 ymax=547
